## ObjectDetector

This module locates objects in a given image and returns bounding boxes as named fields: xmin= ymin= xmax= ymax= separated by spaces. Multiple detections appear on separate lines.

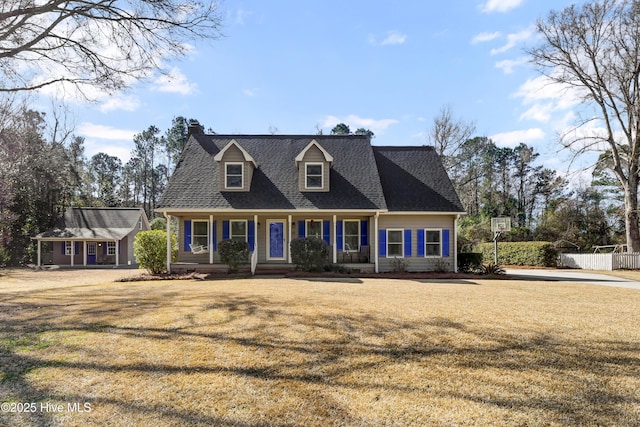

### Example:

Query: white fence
xmin=559 ymin=253 xmax=640 ymax=270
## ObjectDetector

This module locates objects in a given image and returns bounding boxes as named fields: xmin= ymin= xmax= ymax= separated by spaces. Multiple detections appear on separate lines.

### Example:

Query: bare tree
xmin=0 ymin=0 xmax=222 ymax=96
xmin=428 ymin=105 xmax=475 ymax=170
xmin=527 ymin=0 xmax=640 ymax=251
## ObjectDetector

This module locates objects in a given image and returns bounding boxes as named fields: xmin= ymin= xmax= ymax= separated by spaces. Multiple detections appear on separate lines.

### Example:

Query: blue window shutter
xmin=212 ymin=221 xmax=217 ymax=251
xmin=323 ymin=220 xmax=330 ymax=245
xmin=184 ymin=220 xmax=191 ymax=251
xmin=74 ymin=242 xmax=79 ymax=254
xmin=417 ymin=229 xmax=425 ymax=257
xmin=298 ymin=221 xmax=305 ymax=238
xmin=336 ymin=221 xmax=343 ymax=251
xmin=248 ymin=220 xmax=255 ymax=251
xmin=404 ymin=229 xmax=412 ymax=257
xmin=61 ymin=242 xmax=66 ymax=255
xmin=222 ymin=220 xmax=230 ymax=240
xmin=103 ymin=242 xmax=107 ymax=255
xmin=442 ymin=229 xmax=450 ymax=257
xmin=360 ymin=220 xmax=368 ymax=246
xmin=379 ymin=229 xmax=386 ymax=257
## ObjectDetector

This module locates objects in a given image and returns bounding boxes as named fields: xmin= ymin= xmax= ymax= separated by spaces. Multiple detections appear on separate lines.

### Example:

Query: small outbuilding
xmin=33 ymin=207 xmax=150 ymax=267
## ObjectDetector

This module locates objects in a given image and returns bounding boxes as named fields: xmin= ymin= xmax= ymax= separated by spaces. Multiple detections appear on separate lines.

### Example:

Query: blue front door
xmin=87 ymin=242 xmax=97 ymax=265
xmin=268 ymin=221 xmax=285 ymax=260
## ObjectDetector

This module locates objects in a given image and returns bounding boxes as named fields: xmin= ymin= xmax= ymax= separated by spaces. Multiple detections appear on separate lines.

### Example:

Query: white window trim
xmin=424 ymin=228 xmax=443 ymax=258
xmin=225 ymin=162 xmax=244 ymax=189
xmin=386 ymin=229 xmax=404 ymax=258
xmin=305 ymin=162 xmax=324 ymax=189
xmin=343 ymin=219 xmax=360 ymax=252
xmin=65 ymin=241 xmax=73 ymax=256
xmin=107 ymin=241 xmax=117 ymax=255
xmin=305 ymin=219 xmax=323 ymax=239
xmin=230 ymin=219 xmax=248 ymax=242
xmin=192 ymin=220 xmax=210 ymax=246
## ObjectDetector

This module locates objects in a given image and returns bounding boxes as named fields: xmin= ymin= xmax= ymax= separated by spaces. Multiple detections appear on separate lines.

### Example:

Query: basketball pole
xmin=493 ymin=231 xmax=500 ymax=264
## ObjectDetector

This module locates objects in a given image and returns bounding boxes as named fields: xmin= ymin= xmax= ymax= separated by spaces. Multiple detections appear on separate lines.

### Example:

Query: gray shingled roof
xmin=35 ymin=207 xmax=145 ymax=240
xmin=157 ymin=135 xmax=388 ymax=210
xmin=157 ymin=134 xmax=464 ymax=213
xmin=373 ymin=146 xmax=464 ymax=212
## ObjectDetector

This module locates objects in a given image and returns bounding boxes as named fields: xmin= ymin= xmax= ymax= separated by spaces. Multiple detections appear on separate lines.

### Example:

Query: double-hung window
xmin=425 ymin=229 xmax=442 ymax=257
xmin=305 ymin=163 xmax=323 ymax=189
xmin=225 ymin=163 xmax=244 ymax=189
xmin=343 ymin=220 xmax=360 ymax=252
xmin=65 ymin=241 xmax=73 ymax=255
xmin=230 ymin=220 xmax=247 ymax=242
xmin=107 ymin=241 xmax=116 ymax=255
xmin=192 ymin=220 xmax=209 ymax=247
xmin=387 ymin=229 xmax=404 ymax=257
xmin=306 ymin=219 xmax=322 ymax=239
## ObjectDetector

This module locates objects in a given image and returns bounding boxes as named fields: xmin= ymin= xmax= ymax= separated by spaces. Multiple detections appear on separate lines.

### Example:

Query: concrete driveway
xmin=505 ymin=269 xmax=640 ymax=290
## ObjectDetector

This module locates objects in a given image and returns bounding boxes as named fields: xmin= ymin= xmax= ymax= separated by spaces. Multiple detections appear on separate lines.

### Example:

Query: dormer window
xmin=295 ymin=140 xmax=333 ymax=192
xmin=213 ymin=139 xmax=257 ymax=192
xmin=305 ymin=163 xmax=323 ymax=189
xmin=225 ymin=163 xmax=244 ymax=189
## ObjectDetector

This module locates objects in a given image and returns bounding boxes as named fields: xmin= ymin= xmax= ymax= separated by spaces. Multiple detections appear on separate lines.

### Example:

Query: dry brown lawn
xmin=0 ymin=268 xmax=639 ymax=426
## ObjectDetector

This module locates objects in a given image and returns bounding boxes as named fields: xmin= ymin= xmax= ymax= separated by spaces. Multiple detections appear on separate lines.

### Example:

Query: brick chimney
xmin=188 ymin=119 xmax=204 ymax=136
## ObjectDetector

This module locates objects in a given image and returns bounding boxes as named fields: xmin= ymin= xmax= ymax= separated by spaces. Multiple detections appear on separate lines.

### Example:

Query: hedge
xmin=476 ymin=241 xmax=557 ymax=267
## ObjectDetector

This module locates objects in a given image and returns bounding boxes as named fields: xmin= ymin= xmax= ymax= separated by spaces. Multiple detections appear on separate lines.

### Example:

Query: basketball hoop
xmin=490 ymin=217 xmax=511 ymax=265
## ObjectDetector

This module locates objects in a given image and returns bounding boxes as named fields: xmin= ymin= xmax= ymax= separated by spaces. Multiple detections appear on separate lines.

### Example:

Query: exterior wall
xmin=175 ymin=213 xmax=456 ymax=272
xmin=51 ymin=240 xmax=129 ymax=266
xmin=217 ymin=144 xmax=253 ymax=191
xmin=297 ymin=145 xmax=330 ymax=192
xmin=377 ymin=215 xmax=456 ymax=272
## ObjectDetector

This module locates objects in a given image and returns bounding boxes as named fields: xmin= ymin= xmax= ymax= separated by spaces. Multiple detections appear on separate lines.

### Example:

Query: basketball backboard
xmin=491 ymin=217 xmax=511 ymax=233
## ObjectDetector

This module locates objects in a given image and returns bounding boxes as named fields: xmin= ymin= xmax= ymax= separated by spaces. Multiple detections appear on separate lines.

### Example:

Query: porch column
xmin=83 ymin=241 xmax=87 ymax=266
xmin=287 ymin=215 xmax=292 ymax=263
xmin=166 ymin=214 xmax=172 ymax=274
xmin=115 ymin=240 xmax=119 ymax=266
xmin=374 ymin=212 xmax=379 ymax=273
xmin=209 ymin=215 xmax=214 ymax=264
xmin=70 ymin=240 xmax=74 ymax=267
xmin=37 ymin=240 xmax=41 ymax=267
xmin=332 ymin=214 xmax=337 ymax=263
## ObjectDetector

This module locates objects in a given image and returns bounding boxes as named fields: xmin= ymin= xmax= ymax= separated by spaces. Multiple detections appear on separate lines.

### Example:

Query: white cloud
xmin=369 ymin=31 xmax=407 ymax=46
xmin=153 ymin=67 xmax=197 ymax=95
xmin=490 ymin=27 xmax=534 ymax=55
xmin=495 ymin=57 xmax=528 ymax=74
xmin=235 ymin=8 xmax=253 ymax=25
xmin=481 ymin=0 xmax=524 ymax=13
xmin=490 ymin=128 xmax=546 ymax=147
xmin=99 ymin=95 xmax=141 ymax=113
xmin=78 ymin=123 xmax=137 ymax=141
xmin=322 ymin=114 xmax=399 ymax=135
xmin=471 ymin=31 xmax=501 ymax=44
xmin=519 ymin=103 xmax=554 ymax=123
xmin=243 ymin=88 xmax=257 ymax=97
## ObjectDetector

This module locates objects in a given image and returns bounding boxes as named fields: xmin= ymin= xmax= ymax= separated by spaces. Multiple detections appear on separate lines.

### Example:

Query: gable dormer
xmin=295 ymin=140 xmax=333 ymax=192
xmin=213 ymin=139 xmax=257 ymax=191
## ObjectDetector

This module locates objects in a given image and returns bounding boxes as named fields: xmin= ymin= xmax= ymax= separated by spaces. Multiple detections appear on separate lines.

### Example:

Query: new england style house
xmin=156 ymin=122 xmax=465 ymax=273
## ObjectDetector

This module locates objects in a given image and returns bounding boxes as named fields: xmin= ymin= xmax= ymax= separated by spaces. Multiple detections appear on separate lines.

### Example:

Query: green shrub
xmin=218 ymin=239 xmax=249 ymax=273
xmin=290 ymin=237 xmax=329 ymax=272
xmin=133 ymin=230 xmax=178 ymax=275
xmin=476 ymin=241 xmax=557 ymax=267
xmin=458 ymin=252 xmax=483 ymax=273
xmin=149 ymin=217 xmax=166 ymax=230
xmin=481 ymin=263 xmax=506 ymax=275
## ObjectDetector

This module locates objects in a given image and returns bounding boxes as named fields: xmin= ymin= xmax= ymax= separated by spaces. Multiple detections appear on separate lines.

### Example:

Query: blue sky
xmin=49 ymin=0 xmax=588 ymax=174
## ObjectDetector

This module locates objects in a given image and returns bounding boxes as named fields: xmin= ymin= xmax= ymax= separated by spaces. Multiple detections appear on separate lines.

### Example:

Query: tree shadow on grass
xmin=0 ymin=285 xmax=639 ymax=425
